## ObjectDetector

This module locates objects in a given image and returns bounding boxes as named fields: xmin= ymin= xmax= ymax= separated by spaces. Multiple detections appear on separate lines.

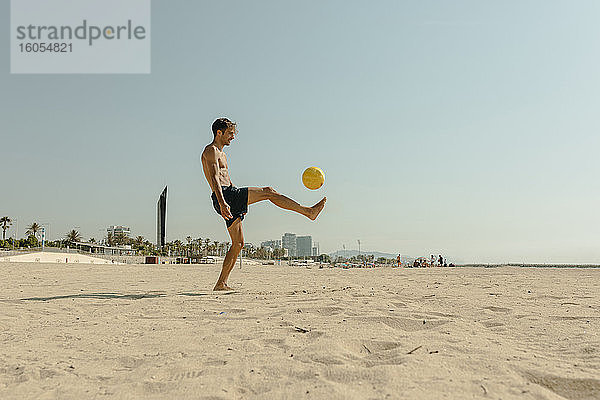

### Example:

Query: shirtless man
xmin=201 ymin=117 xmax=327 ymax=291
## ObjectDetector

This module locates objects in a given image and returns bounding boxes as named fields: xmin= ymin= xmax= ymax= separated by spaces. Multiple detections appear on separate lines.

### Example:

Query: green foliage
xmin=0 ymin=238 xmax=16 ymax=248
xmin=113 ymin=233 xmax=128 ymax=246
xmin=319 ymin=254 xmax=332 ymax=263
xmin=45 ymin=240 xmax=65 ymax=248
xmin=0 ymin=216 xmax=12 ymax=240
xmin=26 ymin=235 xmax=39 ymax=248
xmin=272 ymin=248 xmax=285 ymax=259
xmin=252 ymin=247 xmax=269 ymax=260
xmin=65 ymin=229 xmax=82 ymax=243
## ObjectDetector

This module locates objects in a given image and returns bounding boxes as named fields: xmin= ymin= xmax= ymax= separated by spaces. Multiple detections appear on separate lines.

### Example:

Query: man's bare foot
xmin=213 ymin=283 xmax=234 ymax=291
xmin=308 ymin=197 xmax=327 ymax=220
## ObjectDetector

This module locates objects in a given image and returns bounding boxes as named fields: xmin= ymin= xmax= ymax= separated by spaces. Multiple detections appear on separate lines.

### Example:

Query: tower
xmin=157 ymin=186 xmax=167 ymax=248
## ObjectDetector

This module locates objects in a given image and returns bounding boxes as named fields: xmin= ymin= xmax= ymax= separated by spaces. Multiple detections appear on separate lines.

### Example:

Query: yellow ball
xmin=302 ymin=166 xmax=325 ymax=190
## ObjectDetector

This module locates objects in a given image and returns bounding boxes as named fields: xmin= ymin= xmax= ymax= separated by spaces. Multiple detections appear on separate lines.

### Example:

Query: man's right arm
xmin=201 ymin=147 xmax=233 ymax=219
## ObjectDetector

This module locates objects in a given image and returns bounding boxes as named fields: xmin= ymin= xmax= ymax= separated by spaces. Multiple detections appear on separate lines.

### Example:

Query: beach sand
xmin=0 ymin=262 xmax=598 ymax=399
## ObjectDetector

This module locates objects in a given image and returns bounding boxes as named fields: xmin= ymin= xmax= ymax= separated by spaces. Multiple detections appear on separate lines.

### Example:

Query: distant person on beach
xmin=439 ymin=255 xmax=443 ymax=266
xmin=396 ymin=254 xmax=401 ymax=267
xmin=201 ymin=117 xmax=327 ymax=291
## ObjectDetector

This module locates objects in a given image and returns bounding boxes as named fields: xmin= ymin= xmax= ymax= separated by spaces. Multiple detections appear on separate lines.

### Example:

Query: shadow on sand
xmin=19 ymin=291 xmax=237 ymax=301
xmin=21 ymin=292 xmax=167 ymax=301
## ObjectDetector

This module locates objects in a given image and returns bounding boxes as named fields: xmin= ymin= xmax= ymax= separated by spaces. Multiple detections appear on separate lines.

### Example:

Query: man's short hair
xmin=212 ymin=117 xmax=236 ymax=137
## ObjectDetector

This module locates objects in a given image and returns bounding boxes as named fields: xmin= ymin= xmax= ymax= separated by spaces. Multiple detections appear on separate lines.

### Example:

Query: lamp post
xmin=12 ymin=218 xmax=18 ymax=250
xmin=40 ymin=222 xmax=50 ymax=251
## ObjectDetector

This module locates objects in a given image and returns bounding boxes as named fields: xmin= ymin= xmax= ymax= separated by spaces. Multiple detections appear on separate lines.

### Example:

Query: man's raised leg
xmin=247 ymin=186 xmax=326 ymax=220
xmin=213 ymin=218 xmax=244 ymax=291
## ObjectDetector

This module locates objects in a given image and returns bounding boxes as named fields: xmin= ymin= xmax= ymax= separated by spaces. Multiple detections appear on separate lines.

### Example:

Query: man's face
xmin=220 ymin=126 xmax=236 ymax=146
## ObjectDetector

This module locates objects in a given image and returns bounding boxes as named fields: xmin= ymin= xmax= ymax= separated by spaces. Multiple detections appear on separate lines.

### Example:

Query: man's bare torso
xmin=201 ymin=144 xmax=232 ymax=191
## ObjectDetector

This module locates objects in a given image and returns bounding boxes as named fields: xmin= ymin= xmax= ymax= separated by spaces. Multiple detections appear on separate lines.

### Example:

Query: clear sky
xmin=2 ymin=1 xmax=600 ymax=263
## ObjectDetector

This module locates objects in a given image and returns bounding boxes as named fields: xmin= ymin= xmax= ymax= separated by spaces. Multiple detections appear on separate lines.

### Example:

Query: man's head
xmin=212 ymin=117 xmax=237 ymax=146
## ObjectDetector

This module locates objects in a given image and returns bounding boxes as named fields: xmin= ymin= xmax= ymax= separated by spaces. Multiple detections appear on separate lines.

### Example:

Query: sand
xmin=0 ymin=262 xmax=598 ymax=399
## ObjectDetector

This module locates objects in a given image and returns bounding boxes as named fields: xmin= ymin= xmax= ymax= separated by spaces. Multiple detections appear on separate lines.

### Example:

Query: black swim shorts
xmin=211 ymin=185 xmax=249 ymax=227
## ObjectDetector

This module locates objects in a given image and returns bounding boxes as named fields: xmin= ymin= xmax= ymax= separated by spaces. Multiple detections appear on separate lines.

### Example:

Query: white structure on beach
xmin=0 ymin=251 xmax=121 ymax=264
xmin=107 ymin=225 xmax=130 ymax=238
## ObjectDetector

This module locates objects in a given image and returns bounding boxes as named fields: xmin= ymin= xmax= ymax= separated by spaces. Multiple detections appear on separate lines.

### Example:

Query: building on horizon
xmin=297 ymin=235 xmax=312 ymax=257
xmin=107 ymin=225 xmax=130 ymax=238
xmin=261 ymin=240 xmax=281 ymax=249
xmin=282 ymin=233 xmax=297 ymax=257
xmin=312 ymin=242 xmax=319 ymax=256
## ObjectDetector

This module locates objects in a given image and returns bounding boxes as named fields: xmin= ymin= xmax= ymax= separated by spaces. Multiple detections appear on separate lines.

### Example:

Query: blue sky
xmin=2 ymin=1 xmax=600 ymax=263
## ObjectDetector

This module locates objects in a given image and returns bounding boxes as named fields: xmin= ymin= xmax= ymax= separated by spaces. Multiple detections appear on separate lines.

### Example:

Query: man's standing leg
xmin=214 ymin=218 xmax=244 ymax=291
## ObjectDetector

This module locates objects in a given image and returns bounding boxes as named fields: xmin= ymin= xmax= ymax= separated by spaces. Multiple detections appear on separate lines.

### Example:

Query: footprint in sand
xmin=321 ymin=367 xmax=390 ymax=385
xmin=204 ymin=359 xmax=227 ymax=367
xmin=422 ymin=311 xmax=458 ymax=318
xmin=1 ymin=365 xmax=61 ymax=384
xmin=355 ymin=340 xmax=406 ymax=367
xmin=550 ymin=315 xmax=597 ymax=321
xmin=303 ymin=306 xmax=344 ymax=316
xmin=521 ymin=370 xmax=600 ymax=400
xmin=482 ymin=306 xmax=511 ymax=313
xmin=118 ymin=356 xmax=144 ymax=370
xmin=261 ymin=338 xmax=290 ymax=351
xmin=169 ymin=370 xmax=204 ymax=381
xmin=142 ymin=381 xmax=169 ymax=394
xmin=481 ymin=321 xmax=505 ymax=328
xmin=225 ymin=308 xmax=246 ymax=314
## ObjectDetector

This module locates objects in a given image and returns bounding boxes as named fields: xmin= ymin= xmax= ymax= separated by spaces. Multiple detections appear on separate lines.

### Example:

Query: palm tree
xmin=114 ymin=233 xmax=127 ymax=246
xmin=186 ymin=236 xmax=192 ymax=257
xmin=195 ymin=238 xmax=202 ymax=257
xmin=173 ymin=240 xmax=183 ymax=256
xmin=204 ymin=238 xmax=210 ymax=256
xmin=1 ymin=217 xmax=12 ymax=240
xmin=65 ymin=229 xmax=82 ymax=244
xmin=213 ymin=240 xmax=219 ymax=256
xmin=273 ymin=248 xmax=284 ymax=259
xmin=107 ymin=233 xmax=115 ymax=247
xmin=26 ymin=222 xmax=42 ymax=239
xmin=135 ymin=236 xmax=145 ymax=247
